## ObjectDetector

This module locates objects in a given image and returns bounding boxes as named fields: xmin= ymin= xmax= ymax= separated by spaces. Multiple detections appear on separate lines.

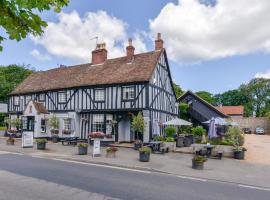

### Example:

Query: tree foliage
xmin=0 ymin=0 xmax=69 ymax=51
xmin=196 ymin=91 xmax=214 ymax=104
xmin=131 ymin=112 xmax=145 ymax=134
xmin=0 ymin=64 xmax=33 ymax=102
xmin=173 ymin=83 xmax=184 ymax=99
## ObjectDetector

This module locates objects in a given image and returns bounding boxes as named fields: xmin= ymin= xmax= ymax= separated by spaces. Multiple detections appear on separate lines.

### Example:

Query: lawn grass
xmin=0 ymin=126 xmax=7 ymax=131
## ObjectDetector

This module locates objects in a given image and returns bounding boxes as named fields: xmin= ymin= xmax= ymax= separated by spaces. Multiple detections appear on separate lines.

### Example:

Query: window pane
xmin=123 ymin=87 xmax=135 ymax=100
xmin=58 ymin=92 xmax=66 ymax=103
xmin=92 ymin=114 xmax=104 ymax=132
xmin=95 ymin=89 xmax=104 ymax=101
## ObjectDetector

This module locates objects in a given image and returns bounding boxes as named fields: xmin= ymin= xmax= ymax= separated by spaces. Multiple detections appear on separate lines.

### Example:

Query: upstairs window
xmin=122 ymin=86 xmax=135 ymax=100
xmin=39 ymin=94 xmax=45 ymax=102
xmin=25 ymin=96 xmax=31 ymax=104
xmin=14 ymin=96 xmax=20 ymax=106
xmin=94 ymin=89 xmax=105 ymax=101
xmin=58 ymin=92 xmax=67 ymax=103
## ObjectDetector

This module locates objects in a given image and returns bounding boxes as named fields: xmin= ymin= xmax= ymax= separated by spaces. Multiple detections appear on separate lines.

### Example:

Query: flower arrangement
xmin=105 ymin=134 xmax=113 ymax=138
xmin=77 ymin=143 xmax=88 ymax=148
xmin=89 ymin=132 xmax=105 ymax=139
xmin=106 ymin=147 xmax=118 ymax=153
xmin=7 ymin=127 xmax=18 ymax=134
xmin=62 ymin=130 xmax=71 ymax=135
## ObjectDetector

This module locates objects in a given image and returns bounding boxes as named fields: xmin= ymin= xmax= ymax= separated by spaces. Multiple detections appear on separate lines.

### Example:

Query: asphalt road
xmin=0 ymin=153 xmax=269 ymax=200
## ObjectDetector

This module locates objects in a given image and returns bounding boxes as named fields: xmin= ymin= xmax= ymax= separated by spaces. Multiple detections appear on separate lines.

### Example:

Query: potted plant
xmin=89 ymin=132 xmax=105 ymax=139
xmin=49 ymin=115 xmax=59 ymax=143
xmin=139 ymin=146 xmax=151 ymax=162
xmin=176 ymin=134 xmax=185 ymax=147
xmin=134 ymin=139 xmax=143 ymax=150
xmin=192 ymin=155 xmax=207 ymax=170
xmin=6 ymin=137 xmax=15 ymax=145
xmin=36 ymin=138 xmax=47 ymax=150
xmin=106 ymin=147 xmax=118 ymax=158
xmin=131 ymin=112 xmax=145 ymax=146
xmin=78 ymin=143 xmax=88 ymax=155
xmin=192 ymin=126 xmax=206 ymax=143
xmin=164 ymin=126 xmax=176 ymax=151
xmin=225 ymin=127 xmax=246 ymax=160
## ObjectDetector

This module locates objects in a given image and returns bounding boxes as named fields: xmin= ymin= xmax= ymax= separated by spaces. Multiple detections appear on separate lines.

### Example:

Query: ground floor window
xmin=22 ymin=116 xmax=34 ymax=131
xmin=92 ymin=114 xmax=105 ymax=132
xmin=106 ymin=114 xmax=113 ymax=135
xmin=41 ymin=119 xmax=47 ymax=133
xmin=63 ymin=118 xmax=72 ymax=134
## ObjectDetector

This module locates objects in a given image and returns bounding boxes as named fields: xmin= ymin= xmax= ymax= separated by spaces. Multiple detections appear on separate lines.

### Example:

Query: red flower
xmin=89 ymin=132 xmax=105 ymax=139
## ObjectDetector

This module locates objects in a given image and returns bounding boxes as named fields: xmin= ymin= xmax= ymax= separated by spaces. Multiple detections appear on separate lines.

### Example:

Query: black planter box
xmin=139 ymin=152 xmax=150 ymax=162
xmin=176 ymin=136 xmax=185 ymax=147
xmin=78 ymin=146 xmax=88 ymax=155
xmin=184 ymin=137 xmax=192 ymax=147
xmin=234 ymin=151 xmax=245 ymax=160
xmin=192 ymin=160 xmax=204 ymax=170
xmin=134 ymin=143 xmax=142 ymax=150
xmin=37 ymin=143 xmax=46 ymax=150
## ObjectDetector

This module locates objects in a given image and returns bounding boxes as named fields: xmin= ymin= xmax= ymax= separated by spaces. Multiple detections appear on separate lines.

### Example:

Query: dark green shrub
xmin=165 ymin=126 xmax=176 ymax=138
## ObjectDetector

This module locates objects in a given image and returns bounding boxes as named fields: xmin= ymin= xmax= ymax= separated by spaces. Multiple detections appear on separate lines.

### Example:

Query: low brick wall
xmin=232 ymin=117 xmax=270 ymax=135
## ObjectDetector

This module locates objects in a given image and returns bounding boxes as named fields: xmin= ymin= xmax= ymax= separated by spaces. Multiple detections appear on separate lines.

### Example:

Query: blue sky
xmin=1 ymin=0 xmax=270 ymax=94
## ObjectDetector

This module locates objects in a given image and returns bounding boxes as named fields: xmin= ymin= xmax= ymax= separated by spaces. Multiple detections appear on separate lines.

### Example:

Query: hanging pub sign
xmin=22 ymin=131 xmax=34 ymax=148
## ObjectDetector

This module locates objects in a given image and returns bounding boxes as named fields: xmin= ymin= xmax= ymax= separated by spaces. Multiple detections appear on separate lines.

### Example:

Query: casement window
xmin=22 ymin=116 xmax=34 ymax=131
xmin=39 ymin=94 xmax=45 ymax=102
xmin=122 ymin=86 xmax=135 ymax=100
xmin=25 ymin=96 xmax=31 ymax=104
xmin=63 ymin=118 xmax=72 ymax=131
xmin=94 ymin=89 xmax=105 ymax=101
xmin=58 ymin=92 xmax=67 ymax=103
xmin=41 ymin=119 xmax=47 ymax=133
xmin=106 ymin=114 xmax=113 ymax=135
xmin=14 ymin=96 xmax=20 ymax=106
xmin=92 ymin=114 xmax=105 ymax=132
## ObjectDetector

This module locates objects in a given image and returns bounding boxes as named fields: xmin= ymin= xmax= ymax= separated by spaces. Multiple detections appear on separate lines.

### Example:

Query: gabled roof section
xmin=32 ymin=101 xmax=49 ymax=114
xmin=11 ymin=50 xmax=163 ymax=95
xmin=215 ymin=106 xmax=244 ymax=116
xmin=178 ymin=90 xmax=228 ymax=118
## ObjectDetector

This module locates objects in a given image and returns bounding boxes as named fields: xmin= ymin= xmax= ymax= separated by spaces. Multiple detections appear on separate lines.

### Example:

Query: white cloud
xmin=31 ymin=10 xmax=146 ymax=62
xmin=30 ymin=49 xmax=51 ymax=61
xmin=150 ymin=0 xmax=270 ymax=63
xmin=255 ymin=69 xmax=270 ymax=79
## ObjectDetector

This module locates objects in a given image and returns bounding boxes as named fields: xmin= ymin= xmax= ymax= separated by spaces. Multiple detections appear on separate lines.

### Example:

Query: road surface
xmin=0 ymin=152 xmax=269 ymax=200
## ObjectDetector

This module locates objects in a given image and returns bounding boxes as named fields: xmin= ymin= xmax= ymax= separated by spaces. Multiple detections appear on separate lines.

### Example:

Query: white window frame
xmin=14 ymin=96 xmax=20 ymax=106
xmin=58 ymin=92 xmax=67 ymax=103
xmin=92 ymin=114 xmax=105 ymax=132
xmin=25 ymin=96 xmax=31 ymax=104
xmin=122 ymin=86 xmax=135 ymax=100
xmin=39 ymin=94 xmax=45 ymax=101
xmin=63 ymin=118 xmax=72 ymax=131
xmin=94 ymin=89 xmax=105 ymax=102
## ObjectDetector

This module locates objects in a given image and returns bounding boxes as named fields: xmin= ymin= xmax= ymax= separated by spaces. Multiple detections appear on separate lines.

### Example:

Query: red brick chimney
xmin=126 ymin=38 xmax=135 ymax=62
xmin=155 ymin=33 xmax=163 ymax=50
xmin=92 ymin=43 xmax=107 ymax=65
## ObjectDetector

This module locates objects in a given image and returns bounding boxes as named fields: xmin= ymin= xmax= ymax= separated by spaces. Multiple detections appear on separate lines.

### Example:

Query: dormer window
xmin=94 ymin=89 xmax=105 ymax=102
xmin=58 ymin=91 xmax=67 ymax=103
xmin=122 ymin=86 xmax=135 ymax=100
xmin=14 ymin=96 xmax=20 ymax=106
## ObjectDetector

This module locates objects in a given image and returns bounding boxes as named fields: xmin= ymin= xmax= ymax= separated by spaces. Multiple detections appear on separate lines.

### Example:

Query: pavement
xmin=245 ymin=134 xmax=270 ymax=164
xmin=0 ymin=137 xmax=270 ymax=189
xmin=0 ymin=153 xmax=269 ymax=200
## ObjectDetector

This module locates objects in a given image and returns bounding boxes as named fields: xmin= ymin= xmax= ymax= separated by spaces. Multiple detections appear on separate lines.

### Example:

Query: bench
xmin=61 ymin=137 xmax=87 ymax=146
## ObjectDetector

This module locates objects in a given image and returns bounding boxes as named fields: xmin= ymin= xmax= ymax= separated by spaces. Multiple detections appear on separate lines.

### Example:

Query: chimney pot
xmin=155 ymin=33 xmax=163 ymax=50
xmin=92 ymin=43 xmax=107 ymax=65
xmin=126 ymin=38 xmax=135 ymax=62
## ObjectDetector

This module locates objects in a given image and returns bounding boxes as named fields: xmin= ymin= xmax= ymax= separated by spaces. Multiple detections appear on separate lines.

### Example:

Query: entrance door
xmin=118 ymin=117 xmax=131 ymax=142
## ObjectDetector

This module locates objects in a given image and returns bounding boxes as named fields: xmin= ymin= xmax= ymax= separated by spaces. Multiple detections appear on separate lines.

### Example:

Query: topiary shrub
xmin=191 ymin=126 xmax=206 ymax=137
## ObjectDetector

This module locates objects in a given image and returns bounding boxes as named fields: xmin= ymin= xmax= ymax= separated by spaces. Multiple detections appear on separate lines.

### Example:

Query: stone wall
xmin=232 ymin=117 xmax=270 ymax=134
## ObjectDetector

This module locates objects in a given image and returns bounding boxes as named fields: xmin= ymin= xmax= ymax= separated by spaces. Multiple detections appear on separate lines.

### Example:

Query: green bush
xmin=191 ymin=126 xmax=206 ymax=137
xmin=178 ymin=125 xmax=192 ymax=135
xmin=165 ymin=137 xmax=175 ymax=142
xmin=139 ymin=147 xmax=151 ymax=154
xmin=192 ymin=155 xmax=207 ymax=163
xmin=77 ymin=143 xmax=88 ymax=148
xmin=153 ymin=136 xmax=166 ymax=142
xmin=165 ymin=126 xmax=176 ymax=138
xmin=225 ymin=127 xmax=245 ymax=147
xmin=36 ymin=138 xmax=47 ymax=144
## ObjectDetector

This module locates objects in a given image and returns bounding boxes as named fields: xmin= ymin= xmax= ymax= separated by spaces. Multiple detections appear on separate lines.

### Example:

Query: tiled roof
xmin=32 ymin=101 xmax=49 ymax=114
xmin=215 ymin=106 xmax=244 ymax=115
xmin=11 ymin=50 xmax=162 ymax=95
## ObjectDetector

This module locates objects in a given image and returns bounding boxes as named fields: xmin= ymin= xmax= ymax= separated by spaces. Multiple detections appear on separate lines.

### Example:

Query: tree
xmin=131 ymin=112 xmax=145 ymax=140
xmin=179 ymin=103 xmax=190 ymax=120
xmin=196 ymin=91 xmax=214 ymax=104
xmin=0 ymin=64 xmax=33 ymax=102
xmin=173 ymin=83 xmax=184 ymax=99
xmin=0 ymin=0 xmax=69 ymax=51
